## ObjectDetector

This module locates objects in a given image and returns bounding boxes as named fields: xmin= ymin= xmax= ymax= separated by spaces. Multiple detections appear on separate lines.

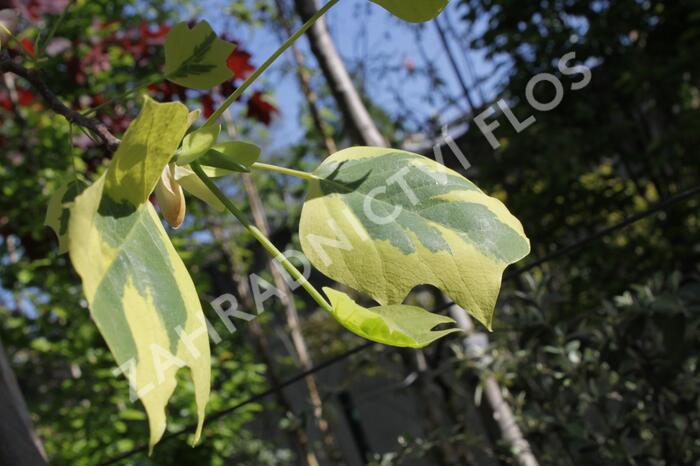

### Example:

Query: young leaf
xmin=44 ymin=179 xmax=87 ymax=253
xmin=324 ymin=288 xmax=461 ymax=348
xmin=196 ymin=140 xmax=261 ymax=174
xmin=197 ymin=150 xmax=250 ymax=173
xmin=299 ymin=147 xmax=530 ymax=330
xmin=174 ymin=165 xmax=226 ymax=212
xmin=369 ymin=0 xmax=448 ymax=22
xmin=68 ymin=175 xmax=210 ymax=450
xmin=164 ymin=21 xmax=236 ymax=90
xmin=104 ymin=96 xmax=190 ymax=209
xmin=176 ymin=124 xmax=222 ymax=165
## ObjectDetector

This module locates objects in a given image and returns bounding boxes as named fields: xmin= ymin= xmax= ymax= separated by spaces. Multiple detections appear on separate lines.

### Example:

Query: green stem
xmin=203 ymin=0 xmax=340 ymax=127
xmin=191 ymin=162 xmax=333 ymax=313
xmin=251 ymin=162 xmax=318 ymax=182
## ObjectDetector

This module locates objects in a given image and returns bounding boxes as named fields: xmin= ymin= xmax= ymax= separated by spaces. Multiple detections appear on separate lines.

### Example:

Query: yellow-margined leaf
xmin=69 ymin=175 xmax=210 ymax=450
xmin=68 ymin=97 xmax=209 ymax=449
xmin=300 ymin=147 xmax=530 ymax=330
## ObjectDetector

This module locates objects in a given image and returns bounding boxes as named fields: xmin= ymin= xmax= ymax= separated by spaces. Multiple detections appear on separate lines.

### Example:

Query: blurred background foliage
xmin=1 ymin=0 xmax=699 ymax=465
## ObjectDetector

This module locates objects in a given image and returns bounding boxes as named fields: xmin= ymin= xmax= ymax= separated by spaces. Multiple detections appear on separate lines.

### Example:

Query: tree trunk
xmin=449 ymin=305 xmax=540 ymax=466
xmin=208 ymin=220 xmax=321 ymax=466
xmin=293 ymin=0 xmax=386 ymax=147
xmin=274 ymin=0 xmax=337 ymax=155
xmin=0 ymin=338 xmax=49 ymax=466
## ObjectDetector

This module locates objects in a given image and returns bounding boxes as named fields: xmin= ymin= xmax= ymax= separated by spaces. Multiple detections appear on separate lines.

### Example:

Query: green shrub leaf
xmin=164 ymin=21 xmax=236 ymax=90
xmin=369 ymin=0 xmax=448 ymax=22
xmin=300 ymin=147 xmax=530 ymax=329
xmin=69 ymin=175 xmax=211 ymax=450
xmin=323 ymin=288 xmax=461 ymax=347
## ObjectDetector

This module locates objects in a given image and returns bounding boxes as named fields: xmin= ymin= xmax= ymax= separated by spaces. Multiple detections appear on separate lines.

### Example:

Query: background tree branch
xmin=0 ymin=50 xmax=120 ymax=153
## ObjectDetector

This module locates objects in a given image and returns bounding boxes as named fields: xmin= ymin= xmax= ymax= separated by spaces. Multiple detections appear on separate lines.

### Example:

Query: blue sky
xmin=194 ymin=0 xmax=500 ymax=152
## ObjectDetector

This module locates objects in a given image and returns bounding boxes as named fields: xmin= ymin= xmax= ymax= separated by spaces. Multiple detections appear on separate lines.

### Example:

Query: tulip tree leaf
xmin=173 ymin=139 xmax=259 ymax=211
xmin=198 ymin=141 xmax=261 ymax=174
xmin=324 ymin=288 xmax=461 ymax=348
xmin=68 ymin=175 xmax=210 ymax=450
xmin=104 ymin=96 xmax=190 ymax=209
xmin=44 ymin=179 xmax=87 ymax=254
xmin=369 ymin=0 xmax=448 ymax=22
xmin=174 ymin=166 xmax=226 ymax=212
xmin=299 ymin=147 xmax=530 ymax=329
xmin=68 ymin=96 xmax=209 ymax=448
xmin=176 ymin=124 xmax=222 ymax=165
xmin=164 ymin=21 xmax=235 ymax=90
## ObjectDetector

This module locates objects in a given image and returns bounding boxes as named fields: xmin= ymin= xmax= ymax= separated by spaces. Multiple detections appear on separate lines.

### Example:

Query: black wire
xmin=98 ymin=184 xmax=700 ymax=465
xmin=99 ymin=342 xmax=374 ymax=466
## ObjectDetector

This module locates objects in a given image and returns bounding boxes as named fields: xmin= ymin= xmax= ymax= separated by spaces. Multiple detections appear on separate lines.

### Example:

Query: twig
xmin=0 ymin=51 xmax=120 ymax=153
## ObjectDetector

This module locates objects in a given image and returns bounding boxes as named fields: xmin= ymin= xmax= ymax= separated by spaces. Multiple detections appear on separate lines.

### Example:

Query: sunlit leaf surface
xmin=68 ymin=98 xmax=210 ymax=449
xmin=324 ymin=288 xmax=461 ymax=348
xmin=300 ymin=147 xmax=530 ymax=329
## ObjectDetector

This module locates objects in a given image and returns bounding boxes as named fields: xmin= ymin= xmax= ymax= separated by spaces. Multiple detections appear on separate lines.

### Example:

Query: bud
xmin=0 ymin=9 xmax=19 ymax=47
xmin=155 ymin=163 xmax=186 ymax=229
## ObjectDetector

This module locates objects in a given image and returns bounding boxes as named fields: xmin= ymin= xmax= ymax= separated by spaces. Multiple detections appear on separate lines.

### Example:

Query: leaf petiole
xmin=251 ymin=162 xmax=318 ymax=182
xmin=191 ymin=161 xmax=333 ymax=313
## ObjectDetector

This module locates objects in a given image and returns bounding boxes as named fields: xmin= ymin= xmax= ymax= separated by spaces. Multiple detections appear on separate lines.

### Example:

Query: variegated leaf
xmin=164 ymin=21 xmax=236 ymax=90
xmin=299 ymin=147 xmax=530 ymax=329
xmin=369 ymin=0 xmax=448 ymax=22
xmin=69 ymin=176 xmax=210 ymax=450
xmin=324 ymin=288 xmax=461 ymax=348
xmin=68 ymin=97 xmax=210 ymax=449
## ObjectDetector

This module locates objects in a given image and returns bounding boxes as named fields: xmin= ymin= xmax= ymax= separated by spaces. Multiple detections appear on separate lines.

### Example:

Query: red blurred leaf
xmin=227 ymin=48 xmax=255 ymax=81
xmin=17 ymin=87 xmax=36 ymax=106
xmin=0 ymin=92 xmax=12 ymax=111
xmin=201 ymin=94 xmax=215 ymax=118
xmin=20 ymin=37 xmax=35 ymax=56
xmin=247 ymin=91 xmax=278 ymax=126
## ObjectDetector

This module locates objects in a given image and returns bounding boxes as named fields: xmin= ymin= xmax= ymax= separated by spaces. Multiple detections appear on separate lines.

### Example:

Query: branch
xmin=0 ymin=51 xmax=120 ymax=153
